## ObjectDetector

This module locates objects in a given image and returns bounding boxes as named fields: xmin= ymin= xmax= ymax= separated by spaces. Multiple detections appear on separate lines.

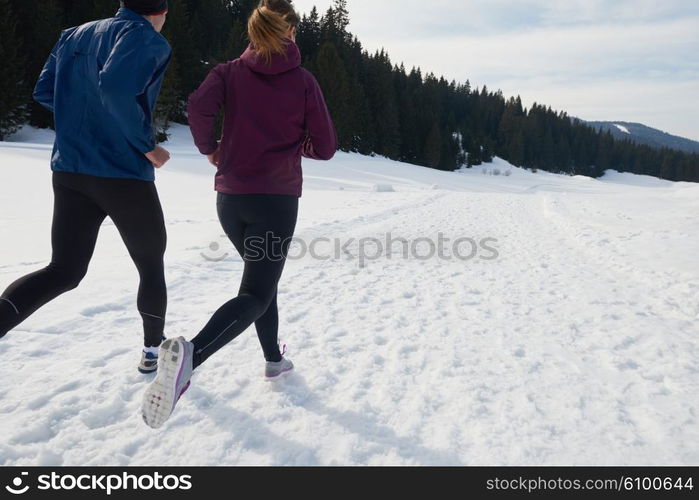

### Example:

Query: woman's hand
xmin=207 ymin=144 xmax=221 ymax=167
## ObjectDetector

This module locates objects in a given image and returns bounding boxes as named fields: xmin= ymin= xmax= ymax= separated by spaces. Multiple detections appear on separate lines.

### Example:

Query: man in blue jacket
xmin=0 ymin=1 xmax=173 ymax=374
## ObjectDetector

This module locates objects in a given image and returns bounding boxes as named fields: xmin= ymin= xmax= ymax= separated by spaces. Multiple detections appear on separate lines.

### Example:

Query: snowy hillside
xmin=1 ymin=126 xmax=698 ymax=465
xmin=587 ymin=120 xmax=699 ymax=154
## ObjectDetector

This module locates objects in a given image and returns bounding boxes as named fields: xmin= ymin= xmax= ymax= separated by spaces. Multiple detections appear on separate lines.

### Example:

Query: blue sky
xmin=292 ymin=0 xmax=699 ymax=141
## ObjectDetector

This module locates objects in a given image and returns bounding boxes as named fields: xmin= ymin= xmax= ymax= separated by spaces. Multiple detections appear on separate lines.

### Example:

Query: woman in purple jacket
xmin=142 ymin=0 xmax=337 ymax=428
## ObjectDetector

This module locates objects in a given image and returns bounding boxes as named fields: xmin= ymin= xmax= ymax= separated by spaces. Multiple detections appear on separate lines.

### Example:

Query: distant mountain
xmin=585 ymin=121 xmax=699 ymax=154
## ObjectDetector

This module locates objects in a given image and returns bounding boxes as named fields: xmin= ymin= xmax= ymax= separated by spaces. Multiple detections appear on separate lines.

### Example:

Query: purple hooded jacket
xmin=187 ymin=41 xmax=338 ymax=197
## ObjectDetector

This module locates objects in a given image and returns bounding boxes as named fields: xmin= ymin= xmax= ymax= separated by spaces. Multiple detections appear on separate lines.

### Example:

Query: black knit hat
xmin=123 ymin=0 xmax=169 ymax=15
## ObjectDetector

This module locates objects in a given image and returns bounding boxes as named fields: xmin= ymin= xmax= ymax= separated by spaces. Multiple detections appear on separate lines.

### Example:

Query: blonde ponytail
xmin=248 ymin=0 xmax=301 ymax=65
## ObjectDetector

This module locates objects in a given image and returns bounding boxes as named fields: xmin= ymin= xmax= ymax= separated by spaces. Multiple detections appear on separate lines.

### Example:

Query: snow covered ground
xmin=1 ymin=125 xmax=697 ymax=465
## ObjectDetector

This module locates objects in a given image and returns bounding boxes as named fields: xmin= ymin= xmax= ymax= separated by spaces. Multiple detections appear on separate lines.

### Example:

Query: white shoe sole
xmin=142 ymin=339 xmax=188 ymax=429
xmin=138 ymin=363 xmax=158 ymax=375
xmin=264 ymin=365 xmax=294 ymax=382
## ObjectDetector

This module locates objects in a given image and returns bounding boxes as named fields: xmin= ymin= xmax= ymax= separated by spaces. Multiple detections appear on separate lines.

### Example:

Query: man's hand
xmin=145 ymin=145 xmax=171 ymax=168
xmin=207 ymin=145 xmax=221 ymax=167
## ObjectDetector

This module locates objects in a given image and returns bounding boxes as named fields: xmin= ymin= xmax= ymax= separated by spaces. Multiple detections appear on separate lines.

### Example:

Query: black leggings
xmin=0 ymin=171 xmax=167 ymax=347
xmin=191 ymin=193 xmax=299 ymax=368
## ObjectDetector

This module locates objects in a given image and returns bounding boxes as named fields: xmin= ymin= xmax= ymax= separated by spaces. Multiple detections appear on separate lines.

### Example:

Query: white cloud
xmin=380 ymin=18 xmax=698 ymax=77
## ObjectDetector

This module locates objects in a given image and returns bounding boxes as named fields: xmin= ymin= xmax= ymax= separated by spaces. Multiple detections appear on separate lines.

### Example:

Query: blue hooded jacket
xmin=33 ymin=8 xmax=172 ymax=181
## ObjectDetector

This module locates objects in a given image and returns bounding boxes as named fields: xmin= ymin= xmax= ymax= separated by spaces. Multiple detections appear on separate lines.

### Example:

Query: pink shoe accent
xmin=178 ymin=380 xmax=191 ymax=401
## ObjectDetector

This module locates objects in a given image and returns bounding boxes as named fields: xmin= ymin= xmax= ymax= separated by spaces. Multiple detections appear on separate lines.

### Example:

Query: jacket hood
xmin=240 ymin=41 xmax=301 ymax=75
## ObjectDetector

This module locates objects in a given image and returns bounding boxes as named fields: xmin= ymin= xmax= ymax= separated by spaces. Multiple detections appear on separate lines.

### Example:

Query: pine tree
xmin=594 ymin=132 xmax=613 ymax=176
xmin=555 ymin=135 xmax=573 ymax=174
xmin=497 ymin=97 xmax=521 ymax=160
xmin=395 ymin=65 xmax=419 ymax=163
xmin=540 ymin=129 xmax=555 ymax=170
xmin=229 ymin=0 xmax=258 ymax=20
xmin=189 ymin=0 xmax=232 ymax=62
xmin=365 ymin=50 xmax=400 ymax=157
xmin=510 ymin=129 xmax=525 ymax=167
xmin=424 ymin=121 xmax=442 ymax=169
xmin=0 ymin=0 xmax=27 ymax=139
xmin=27 ymin=0 xmax=63 ymax=128
xmin=92 ymin=0 xmax=119 ymax=19
xmin=347 ymin=80 xmax=373 ymax=154
xmin=330 ymin=0 xmax=350 ymax=42
xmin=297 ymin=6 xmax=321 ymax=64
xmin=314 ymin=41 xmax=352 ymax=151
xmin=659 ymin=152 xmax=677 ymax=180
xmin=481 ymin=137 xmax=495 ymax=164
xmin=161 ymin=0 xmax=202 ymax=96
xmin=56 ymin=0 xmax=94 ymax=26
xmin=221 ymin=19 xmax=248 ymax=61
xmin=154 ymin=58 xmax=184 ymax=141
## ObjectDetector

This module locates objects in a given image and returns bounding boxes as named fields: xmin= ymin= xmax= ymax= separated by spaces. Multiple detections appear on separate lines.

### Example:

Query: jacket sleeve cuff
xmin=138 ymin=138 xmax=157 ymax=155
xmin=199 ymin=142 xmax=219 ymax=155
